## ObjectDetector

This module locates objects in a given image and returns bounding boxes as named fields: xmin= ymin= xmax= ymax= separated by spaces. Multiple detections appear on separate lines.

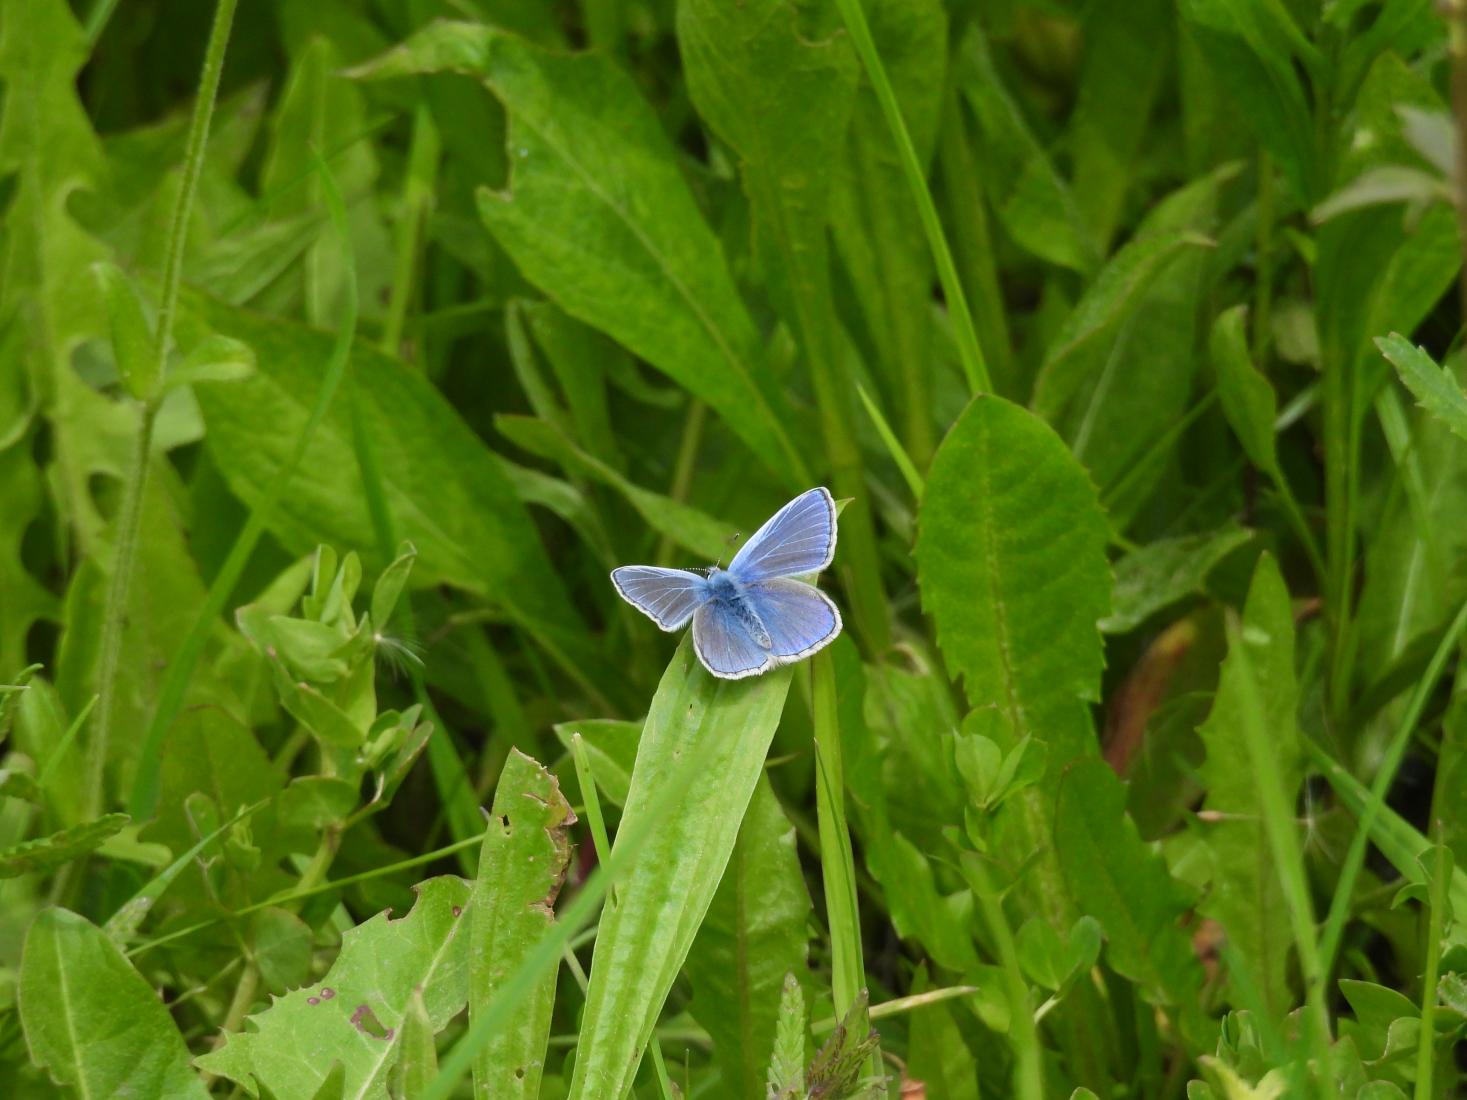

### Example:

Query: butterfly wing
xmin=692 ymin=601 xmax=775 ymax=680
xmin=743 ymin=578 xmax=842 ymax=662
xmin=691 ymin=578 xmax=842 ymax=680
xmin=610 ymin=566 xmax=709 ymax=631
xmin=727 ymin=487 xmax=837 ymax=582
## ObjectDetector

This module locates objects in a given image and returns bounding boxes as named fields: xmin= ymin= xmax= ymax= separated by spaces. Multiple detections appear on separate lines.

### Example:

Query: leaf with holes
xmin=194 ymin=876 xmax=472 ymax=1099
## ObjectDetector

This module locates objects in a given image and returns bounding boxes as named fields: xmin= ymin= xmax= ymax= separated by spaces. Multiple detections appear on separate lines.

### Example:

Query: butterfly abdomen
xmin=705 ymin=571 xmax=774 ymax=651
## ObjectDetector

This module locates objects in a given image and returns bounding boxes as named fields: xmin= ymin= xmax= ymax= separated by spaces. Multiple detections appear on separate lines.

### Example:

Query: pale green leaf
xmin=1377 ymin=333 xmax=1467 ymax=445
xmin=1212 ymin=306 xmax=1280 ymax=476
xmin=917 ymin=395 xmax=1111 ymax=761
xmin=567 ymin=637 xmax=793 ymax=1099
xmin=0 ymin=814 xmax=129 ymax=878
xmin=195 ymin=876 xmax=473 ymax=1099
xmin=470 ymin=750 xmax=574 ymax=1100
xmin=354 ymin=22 xmax=808 ymax=487
xmin=19 ymin=907 xmax=210 ymax=1099
xmin=685 ymin=776 xmax=811 ymax=1100
xmin=1102 ymin=525 xmax=1253 ymax=633
xmin=1055 ymin=758 xmax=1205 ymax=1012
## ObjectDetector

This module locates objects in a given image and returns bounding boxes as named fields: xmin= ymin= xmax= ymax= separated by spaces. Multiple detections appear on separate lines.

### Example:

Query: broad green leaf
xmin=470 ymin=750 xmax=574 ymax=1100
xmin=567 ymin=637 xmax=793 ymax=1100
xmin=1102 ymin=525 xmax=1253 ymax=633
xmin=917 ymin=394 xmax=1110 ymax=936
xmin=0 ymin=814 xmax=129 ymax=878
xmin=1031 ymin=227 xmax=1212 ymax=425
xmin=1212 ymin=305 xmax=1280 ymax=475
xmin=1195 ymin=554 xmax=1302 ymax=1018
xmin=19 ymin=907 xmax=209 ymax=1099
xmin=1055 ymin=758 xmax=1205 ymax=1013
xmin=195 ymin=876 xmax=473 ymax=1099
xmin=0 ymin=0 xmax=131 ymax=555
xmin=1377 ymin=334 xmax=1467 ymax=445
xmin=685 ymin=776 xmax=811 ymax=1100
xmin=917 ymin=395 xmax=1111 ymax=761
xmin=178 ymin=293 xmax=603 ymax=681
xmin=355 ymin=22 xmax=807 ymax=488
xmin=956 ymin=27 xmax=1098 ymax=274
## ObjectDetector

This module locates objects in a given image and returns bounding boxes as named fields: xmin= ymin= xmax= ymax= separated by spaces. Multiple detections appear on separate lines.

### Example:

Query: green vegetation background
xmin=0 ymin=0 xmax=1465 ymax=1097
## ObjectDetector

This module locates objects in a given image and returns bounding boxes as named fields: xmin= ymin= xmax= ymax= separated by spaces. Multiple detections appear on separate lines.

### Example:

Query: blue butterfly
xmin=611 ymin=487 xmax=843 ymax=679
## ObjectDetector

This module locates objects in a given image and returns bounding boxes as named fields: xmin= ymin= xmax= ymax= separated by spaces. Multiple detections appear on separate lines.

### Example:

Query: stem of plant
xmin=87 ymin=0 xmax=238 ymax=823
xmin=831 ymin=0 xmax=991 ymax=396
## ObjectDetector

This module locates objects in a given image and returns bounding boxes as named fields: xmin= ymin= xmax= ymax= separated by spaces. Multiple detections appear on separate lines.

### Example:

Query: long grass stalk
xmin=1317 ymin=595 xmax=1467 ymax=976
xmin=89 ymin=0 xmax=238 ymax=821
xmin=127 ymin=147 xmax=359 ymax=820
xmin=831 ymin=0 xmax=990 ymax=396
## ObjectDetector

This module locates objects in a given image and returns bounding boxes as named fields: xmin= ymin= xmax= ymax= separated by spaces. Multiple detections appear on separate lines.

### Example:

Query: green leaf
xmin=1055 ymin=759 xmax=1205 ymax=1013
xmin=1212 ymin=306 xmax=1281 ymax=476
xmin=164 ymin=333 xmax=256 ymax=392
xmin=1031 ymin=227 xmax=1213 ymax=425
xmin=553 ymin=718 xmax=641 ymax=810
xmin=956 ymin=27 xmax=1098 ymax=274
xmin=369 ymin=541 xmax=417 ymax=630
xmin=1195 ymin=553 xmax=1303 ymax=1018
xmin=19 ymin=907 xmax=210 ymax=1099
xmin=470 ymin=750 xmax=574 ymax=1100
xmin=496 ymin=414 xmax=732 ymax=563
xmin=392 ymin=990 xmax=437 ymax=1100
xmin=1180 ymin=0 xmax=1318 ymax=204
xmin=1101 ymin=524 xmax=1253 ymax=633
xmin=1068 ymin=0 xmax=1171 ymax=249
xmin=904 ymin=967 xmax=979 ymax=1100
xmin=355 ymin=22 xmax=808 ymax=488
xmin=767 ymin=974 xmax=807 ymax=1099
xmin=685 ymin=776 xmax=810 ymax=1100
xmin=567 ymin=637 xmax=793 ymax=1100
xmin=178 ymin=292 xmax=605 ymax=684
xmin=917 ymin=394 xmax=1111 ymax=761
xmin=93 ymin=261 xmax=157 ymax=401
xmin=253 ymin=908 xmax=313 ymax=996
xmin=1377 ymin=333 xmax=1467 ymax=445
xmin=0 ymin=813 xmax=129 ymax=878
xmin=195 ymin=876 xmax=473 ymax=1099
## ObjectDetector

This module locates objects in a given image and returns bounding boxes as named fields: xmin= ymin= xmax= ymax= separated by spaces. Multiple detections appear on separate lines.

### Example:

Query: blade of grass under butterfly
xmin=426 ymin=637 xmax=791 ymax=1100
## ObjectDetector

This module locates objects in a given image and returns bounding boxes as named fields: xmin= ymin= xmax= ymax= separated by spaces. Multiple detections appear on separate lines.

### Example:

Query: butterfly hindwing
xmin=727 ymin=486 xmax=837 ymax=582
xmin=610 ymin=566 xmax=709 ymax=631
xmin=742 ymin=578 xmax=842 ymax=660
xmin=692 ymin=601 xmax=774 ymax=680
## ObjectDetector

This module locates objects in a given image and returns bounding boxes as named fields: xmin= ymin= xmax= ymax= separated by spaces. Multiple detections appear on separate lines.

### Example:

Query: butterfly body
xmin=611 ymin=488 xmax=843 ymax=679
xmin=702 ymin=570 xmax=775 ymax=650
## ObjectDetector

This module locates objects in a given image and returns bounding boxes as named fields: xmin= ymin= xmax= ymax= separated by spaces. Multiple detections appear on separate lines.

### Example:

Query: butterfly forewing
xmin=728 ymin=486 xmax=837 ymax=581
xmin=610 ymin=566 xmax=709 ymax=630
